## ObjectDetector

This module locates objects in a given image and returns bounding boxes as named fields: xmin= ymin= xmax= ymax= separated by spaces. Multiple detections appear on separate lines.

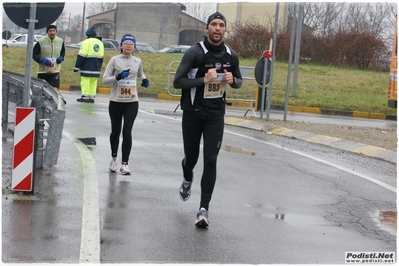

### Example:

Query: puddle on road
xmin=377 ymin=210 xmax=397 ymax=235
xmin=221 ymin=144 xmax=255 ymax=156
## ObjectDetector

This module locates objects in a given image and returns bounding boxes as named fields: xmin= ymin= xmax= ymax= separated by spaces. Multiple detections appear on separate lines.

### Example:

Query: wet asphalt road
xmin=2 ymin=91 xmax=396 ymax=264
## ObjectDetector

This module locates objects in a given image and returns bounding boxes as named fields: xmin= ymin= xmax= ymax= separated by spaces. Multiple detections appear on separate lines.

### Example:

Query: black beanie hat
xmin=206 ymin=12 xmax=226 ymax=29
xmin=46 ymin=25 xmax=57 ymax=32
xmin=86 ymin=27 xmax=97 ymax=37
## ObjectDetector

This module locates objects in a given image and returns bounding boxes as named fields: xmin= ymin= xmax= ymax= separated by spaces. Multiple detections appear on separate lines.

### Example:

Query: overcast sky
xmin=63 ymin=2 xmax=85 ymax=16
xmin=62 ymin=1 xmax=216 ymax=16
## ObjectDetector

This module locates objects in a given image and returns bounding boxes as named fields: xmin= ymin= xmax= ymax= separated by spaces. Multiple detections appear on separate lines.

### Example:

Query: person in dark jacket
xmin=33 ymin=24 xmax=65 ymax=90
xmin=173 ymin=11 xmax=242 ymax=228
xmin=74 ymin=27 xmax=104 ymax=103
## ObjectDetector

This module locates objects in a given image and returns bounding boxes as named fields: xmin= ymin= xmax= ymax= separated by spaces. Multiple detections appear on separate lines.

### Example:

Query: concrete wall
xmin=180 ymin=12 xmax=206 ymax=45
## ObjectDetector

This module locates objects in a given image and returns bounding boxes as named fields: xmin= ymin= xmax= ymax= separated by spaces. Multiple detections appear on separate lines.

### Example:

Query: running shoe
xmin=179 ymin=179 xmax=192 ymax=201
xmin=120 ymin=164 xmax=131 ymax=175
xmin=195 ymin=207 xmax=209 ymax=228
xmin=109 ymin=159 xmax=118 ymax=173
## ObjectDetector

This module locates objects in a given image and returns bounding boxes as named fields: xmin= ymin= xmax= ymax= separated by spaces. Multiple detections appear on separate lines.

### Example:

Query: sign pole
xmin=23 ymin=3 xmax=37 ymax=107
xmin=260 ymin=58 xmax=268 ymax=119
xmin=266 ymin=2 xmax=280 ymax=121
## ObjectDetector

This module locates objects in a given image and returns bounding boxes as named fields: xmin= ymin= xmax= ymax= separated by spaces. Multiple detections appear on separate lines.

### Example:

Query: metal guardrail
xmin=2 ymin=70 xmax=67 ymax=168
xmin=165 ymin=61 xmax=257 ymax=117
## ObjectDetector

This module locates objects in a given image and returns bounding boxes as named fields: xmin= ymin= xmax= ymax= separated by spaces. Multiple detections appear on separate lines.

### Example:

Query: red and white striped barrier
xmin=12 ymin=107 xmax=36 ymax=191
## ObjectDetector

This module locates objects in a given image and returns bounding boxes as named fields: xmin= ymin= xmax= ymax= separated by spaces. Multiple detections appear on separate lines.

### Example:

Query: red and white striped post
xmin=12 ymin=107 xmax=36 ymax=191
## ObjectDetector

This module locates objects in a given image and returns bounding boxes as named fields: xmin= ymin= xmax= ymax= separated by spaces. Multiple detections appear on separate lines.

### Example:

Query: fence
xmin=165 ymin=61 xmax=258 ymax=117
xmin=2 ymin=70 xmax=67 ymax=168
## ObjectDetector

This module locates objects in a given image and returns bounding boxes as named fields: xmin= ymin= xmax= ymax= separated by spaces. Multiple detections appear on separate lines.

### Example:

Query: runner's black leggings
xmin=108 ymin=101 xmax=139 ymax=163
xmin=181 ymin=110 xmax=224 ymax=211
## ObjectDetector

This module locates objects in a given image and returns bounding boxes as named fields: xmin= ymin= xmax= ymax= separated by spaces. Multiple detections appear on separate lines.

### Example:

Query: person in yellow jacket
xmin=33 ymin=24 xmax=65 ymax=90
xmin=74 ymin=27 xmax=104 ymax=103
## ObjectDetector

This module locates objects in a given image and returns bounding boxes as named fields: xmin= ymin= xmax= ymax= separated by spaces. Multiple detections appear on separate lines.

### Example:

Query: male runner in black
xmin=173 ymin=11 xmax=243 ymax=228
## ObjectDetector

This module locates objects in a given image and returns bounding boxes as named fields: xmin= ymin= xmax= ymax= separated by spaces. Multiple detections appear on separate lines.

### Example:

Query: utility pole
xmin=68 ymin=12 xmax=71 ymax=35
xmin=80 ymin=2 xmax=86 ymax=42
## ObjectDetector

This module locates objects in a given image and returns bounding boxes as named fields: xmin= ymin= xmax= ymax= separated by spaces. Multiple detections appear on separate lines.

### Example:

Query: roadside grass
xmin=2 ymin=47 xmax=396 ymax=115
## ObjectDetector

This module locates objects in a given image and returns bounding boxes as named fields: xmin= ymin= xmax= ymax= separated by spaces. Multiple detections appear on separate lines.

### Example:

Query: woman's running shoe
xmin=109 ymin=159 xmax=118 ymax=173
xmin=120 ymin=164 xmax=131 ymax=175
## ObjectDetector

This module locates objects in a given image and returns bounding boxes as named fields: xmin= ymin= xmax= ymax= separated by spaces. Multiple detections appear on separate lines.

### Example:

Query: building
xmin=217 ymin=2 xmax=289 ymax=31
xmin=86 ymin=9 xmax=116 ymax=40
xmin=87 ymin=2 xmax=206 ymax=50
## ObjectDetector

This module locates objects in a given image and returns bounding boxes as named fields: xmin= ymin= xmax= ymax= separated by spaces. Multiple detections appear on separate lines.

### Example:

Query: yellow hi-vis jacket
xmin=74 ymin=37 xmax=104 ymax=77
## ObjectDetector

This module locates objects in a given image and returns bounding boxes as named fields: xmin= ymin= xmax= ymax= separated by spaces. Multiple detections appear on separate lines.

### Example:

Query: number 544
xmin=120 ymin=87 xmax=131 ymax=94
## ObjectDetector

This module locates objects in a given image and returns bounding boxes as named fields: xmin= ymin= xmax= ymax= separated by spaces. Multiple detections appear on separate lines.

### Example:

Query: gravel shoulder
xmin=255 ymin=118 xmax=397 ymax=152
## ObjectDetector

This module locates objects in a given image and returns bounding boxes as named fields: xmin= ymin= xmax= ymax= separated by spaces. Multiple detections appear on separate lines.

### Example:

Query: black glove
xmin=116 ymin=69 xmax=130 ymax=80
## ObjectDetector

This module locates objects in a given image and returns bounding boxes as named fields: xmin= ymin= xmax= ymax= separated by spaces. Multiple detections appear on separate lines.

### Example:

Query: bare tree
xmin=337 ymin=2 xmax=395 ymax=47
xmin=70 ymin=14 xmax=84 ymax=32
xmin=86 ymin=2 xmax=116 ymax=16
xmin=323 ymin=3 xmax=345 ymax=36
xmin=54 ymin=11 xmax=70 ymax=32
xmin=289 ymin=3 xmax=324 ymax=32
xmin=386 ymin=2 xmax=398 ymax=26
xmin=383 ymin=2 xmax=398 ymax=45
xmin=291 ymin=2 xmax=396 ymax=38
xmin=182 ymin=2 xmax=216 ymax=23
xmin=298 ymin=2 xmax=345 ymax=37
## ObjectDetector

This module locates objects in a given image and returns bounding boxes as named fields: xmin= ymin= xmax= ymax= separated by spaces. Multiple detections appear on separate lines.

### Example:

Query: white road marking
xmin=225 ymin=130 xmax=397 ymax=193
xmin=63 ymin=131 xmax=101 ymax=263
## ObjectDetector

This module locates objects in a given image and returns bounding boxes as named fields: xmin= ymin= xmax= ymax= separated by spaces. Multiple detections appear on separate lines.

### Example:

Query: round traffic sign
xmin=2 ymin=30 xmax=12 ymax=40
xmin=254 ymin=57 xmax=271 ymax=86
xmin=3 ymin=3 xmax=65 ymax=30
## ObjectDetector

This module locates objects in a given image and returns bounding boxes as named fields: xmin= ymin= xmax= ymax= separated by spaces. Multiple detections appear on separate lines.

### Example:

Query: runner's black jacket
xmin=173 ymin=38 xmax=242 ymax=116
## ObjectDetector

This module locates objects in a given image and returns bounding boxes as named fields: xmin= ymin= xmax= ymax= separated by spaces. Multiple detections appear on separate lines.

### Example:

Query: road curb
xmin=58 ymin=85 xmax=397 ymax=121
xmin=224 ymin=116 xmax=397 ymax=164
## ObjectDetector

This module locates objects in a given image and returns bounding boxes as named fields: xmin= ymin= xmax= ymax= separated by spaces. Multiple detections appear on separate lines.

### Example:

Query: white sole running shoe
xmin=109 ymin=159 xmax=118 ymax=173
xmin=120 ymin=164 xmax=131 ymax=175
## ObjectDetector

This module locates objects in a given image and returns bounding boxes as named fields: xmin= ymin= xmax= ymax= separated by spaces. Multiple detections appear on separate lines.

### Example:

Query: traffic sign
xmin=254 ymin=57 xmax=271 ymax=86
xmin=12 ymin=107 xmax=36 ymax=191
xmin=2 ymin=30 xmax=12 ymax=40
xmin=3 ymin=3 xmax=65 ymax=30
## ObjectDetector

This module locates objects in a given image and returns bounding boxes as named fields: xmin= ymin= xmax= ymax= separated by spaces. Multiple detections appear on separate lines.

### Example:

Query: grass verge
xmin=2 ymin=47 xmax=396 ymax=115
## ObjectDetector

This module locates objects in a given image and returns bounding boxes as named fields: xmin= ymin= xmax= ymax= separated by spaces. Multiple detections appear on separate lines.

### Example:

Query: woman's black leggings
xmin=108 ymin=101 xmax=139 ymax=163
xmin=181 ymin=110 xmax=224 ymax=211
